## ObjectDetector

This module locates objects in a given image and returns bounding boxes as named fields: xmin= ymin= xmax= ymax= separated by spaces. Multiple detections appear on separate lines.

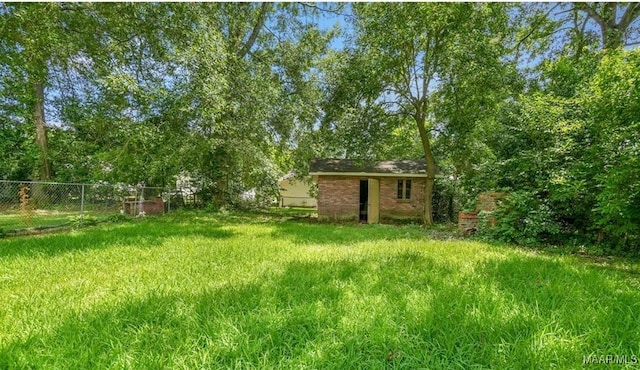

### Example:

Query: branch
xmin=619 ymin=2 xmax=640 ymax=30
xmin=603 ymin=3 xmax=617 ymax=28
xmin=383 ymin=85 xmax=412 ymax=104
xmin=398 ymin=52 xmax=412 ymax=95
xmin=410 ymin=43 xmax=421 ymax=101
xmin=297 ymin=2 xmax=352 ymax=18
xmin=421 ymin=30 xmax=445 ymax=114
xmin=238 ymin=2 xmax=270 ymax=58
xmin=509 ymin=26 xmax=574 ymax=56
xmin=422 ymin=35 xmax=439 ymax=107
xmin=385 ymin=110 xmax=408 ymax=118
xmin=573 ymin=10 xmax=590 ymax=58
xmin=379 ymin=100 xmax=413 ymax=118
xmin=579 ymin=9 xmax=589 ymax=35
xmin=421 ymin=38 xmax=430 ymax=105
xmin=111 ymin=34 xmax=138 ymax=47
xmin=575 ymin=3 xmax=605 ymax=29
xmin=552 ymin=7 xmax=575 ymax=18
xmin=515 ymin=3 xmax=561 ymax=51
xmin=263 ymin=24 xmax=283 ymax=45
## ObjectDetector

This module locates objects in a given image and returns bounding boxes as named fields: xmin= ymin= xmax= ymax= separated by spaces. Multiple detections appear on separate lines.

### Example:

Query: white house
xmin=278 ymin=174 xmax=316 ymax=208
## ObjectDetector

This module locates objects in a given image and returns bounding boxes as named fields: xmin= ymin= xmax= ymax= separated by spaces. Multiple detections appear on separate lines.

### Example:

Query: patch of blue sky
xmin=38 ymin=2 xmax=640 ymax=132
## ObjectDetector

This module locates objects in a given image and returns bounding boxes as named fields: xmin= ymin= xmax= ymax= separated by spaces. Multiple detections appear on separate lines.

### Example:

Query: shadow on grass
xmin=480 ymin=255 xmax=640 ymax=355
xmin=473 ymin=235 xmax=640 ymax=279
xmin=269 ymin=220 xmax=430 ymax=246
xmin=0 ymin=210 xmax=454 ymax=259
xmin=0 ymin=216 xmax=234 ymax=260
xmin=4 ymin=247 xmax=637 ymax=368
xmin=174 ymin=209 xmax=437 ymax=246
xmin=0 ymin=258 xmax=370 ymax=368
xmin=2 ymin=211 xmax=639 ymax=366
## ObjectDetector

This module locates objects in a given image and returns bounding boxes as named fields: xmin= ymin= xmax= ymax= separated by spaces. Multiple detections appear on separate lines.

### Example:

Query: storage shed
xmin=310 ymin=158 xmax=428 ymax=223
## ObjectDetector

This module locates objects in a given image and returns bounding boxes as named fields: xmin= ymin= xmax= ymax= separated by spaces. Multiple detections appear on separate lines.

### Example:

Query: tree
xmin=512 ymin=2 xmax=640 ymax=64
xmin=0 ymin=2 xmax=333 ymax=204
xmin=585 ymin=49 xmax=640 ymax=248
xmin=0 ymin=3 xmax=73 ymax=180
xmin=574 ymin=2 xmax=640 ymax=50
xmin=0 ymin=3 xmax=199 ymax=183
xmin=181 ymin=3 xmax=333 ymax=204
xmin=338 ymin=3 xmax=510 ymax=224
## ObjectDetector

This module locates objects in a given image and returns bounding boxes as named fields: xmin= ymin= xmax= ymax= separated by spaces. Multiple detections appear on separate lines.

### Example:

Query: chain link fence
xmin=0 ymin=180 xmax=197 ymax=236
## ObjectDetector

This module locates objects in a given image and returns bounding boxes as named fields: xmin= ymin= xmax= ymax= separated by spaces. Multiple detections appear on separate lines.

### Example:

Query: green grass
xmin=262 ymin=206 xmax=316 ymax=216
xmin=0 ymin=211 xmax=73 ymax=230
xmin=1 ymin=210 xmax=639 ymax=368
xmin=0 ymin=209 xmax=118 ymax=232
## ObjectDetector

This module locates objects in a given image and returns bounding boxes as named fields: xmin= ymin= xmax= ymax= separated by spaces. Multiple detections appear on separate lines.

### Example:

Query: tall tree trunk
xmin=415 ymin=113 xmax=436 ymax=225
xmin=33 ymin=81 xmax=51 ymax=181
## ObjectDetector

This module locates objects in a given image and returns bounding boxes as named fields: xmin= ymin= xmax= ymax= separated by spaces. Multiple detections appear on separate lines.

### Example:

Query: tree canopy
xmin=1 ymin=2 xmax=638 ymax=249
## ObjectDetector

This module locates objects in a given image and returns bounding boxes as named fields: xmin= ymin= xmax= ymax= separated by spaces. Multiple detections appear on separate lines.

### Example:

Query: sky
xmin=23 ymin=2 xmax=640 ymax=127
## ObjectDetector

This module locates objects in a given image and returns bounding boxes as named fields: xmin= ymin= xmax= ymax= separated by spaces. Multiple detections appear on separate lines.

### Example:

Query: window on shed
xmin=397 ymin=179 xmax=412 ymax=200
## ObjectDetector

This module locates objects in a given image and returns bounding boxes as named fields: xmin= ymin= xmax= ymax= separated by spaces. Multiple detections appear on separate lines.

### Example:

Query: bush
xmin=432 ymin=178 xmax=461 ymax=223
xmin=480 ymin=190 xmax=561 ymax=247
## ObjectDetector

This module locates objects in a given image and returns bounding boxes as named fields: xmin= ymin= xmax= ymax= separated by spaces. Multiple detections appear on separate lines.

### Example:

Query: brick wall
xmin=123 ymin=197 xmax=164 ymax=216
xmin=476 ymin=192 xmax=507 ymax=212
xmin=317 ymin=176 xmax=425 ymax=222
xmin=457 ymin=192 xmax=507 ymax=233
xmin=458 ymin=211 xmax=478 ymax=233
xmin=317 ymin=176 xmax=360 ymax=221
xmin=379 ymin=177 xmax=425 ymax=221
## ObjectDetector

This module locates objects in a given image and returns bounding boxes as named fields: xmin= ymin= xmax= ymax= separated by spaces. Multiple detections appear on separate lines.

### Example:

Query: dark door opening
xmin=359 ymin=180 xmax=368 ymax=222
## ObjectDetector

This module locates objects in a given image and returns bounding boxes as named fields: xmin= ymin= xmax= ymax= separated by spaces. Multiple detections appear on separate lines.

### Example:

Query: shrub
xmin=480 ymin=190 xmax=561 ymax=247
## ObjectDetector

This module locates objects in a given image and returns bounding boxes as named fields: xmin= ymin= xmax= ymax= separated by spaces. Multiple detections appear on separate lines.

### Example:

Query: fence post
xmin=80 ymin=184 xmax=85 ymax=224
xmin=141 ymin=187 xmax=145 ymax=215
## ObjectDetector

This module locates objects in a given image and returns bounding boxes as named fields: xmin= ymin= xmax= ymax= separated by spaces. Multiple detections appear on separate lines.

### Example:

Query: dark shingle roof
xmin=309 ymin=158 xmax=427 ymax=175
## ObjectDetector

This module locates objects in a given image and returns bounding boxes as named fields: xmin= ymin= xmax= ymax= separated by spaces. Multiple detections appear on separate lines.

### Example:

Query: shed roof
xmin=309 ymin=158 xmax=430 ymax=177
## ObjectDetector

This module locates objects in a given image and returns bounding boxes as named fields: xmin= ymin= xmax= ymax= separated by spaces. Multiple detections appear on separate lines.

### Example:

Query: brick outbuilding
xmin=310 ymin=158 xmax=429 ymax=223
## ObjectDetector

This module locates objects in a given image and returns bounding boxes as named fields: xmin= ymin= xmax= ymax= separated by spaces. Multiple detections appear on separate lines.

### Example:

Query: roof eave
xmin=309 ymin=172 xmax=437 ymax=178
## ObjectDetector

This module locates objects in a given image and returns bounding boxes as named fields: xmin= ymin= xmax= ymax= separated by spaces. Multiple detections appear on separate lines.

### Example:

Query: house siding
xmin=317 ymin=176 xmax=425 ymax=222
xmin=279 ymin=178 xmax=317 ymax=207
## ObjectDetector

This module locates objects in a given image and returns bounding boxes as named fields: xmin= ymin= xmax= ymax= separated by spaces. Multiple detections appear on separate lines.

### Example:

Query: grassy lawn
xmin=0 ymin=211 xmax=74 ymax=231
xmin=1 ymin=210 xmax=639 ymax=368
xmin=0 ymin=209 xmax=118 ymax=233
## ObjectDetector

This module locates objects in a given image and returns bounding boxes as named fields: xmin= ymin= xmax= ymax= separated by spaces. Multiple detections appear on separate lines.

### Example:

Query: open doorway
xmin=359 ymin=179 xmax=368 ymax=222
